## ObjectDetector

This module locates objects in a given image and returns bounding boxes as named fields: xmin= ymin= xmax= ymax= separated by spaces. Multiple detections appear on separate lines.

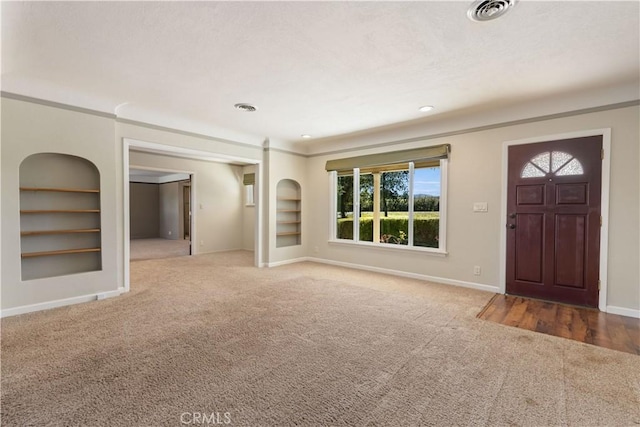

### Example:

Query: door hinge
xmin=600 ymin=215 xmax=603 ymax=226
xmin=601 ymin=149 xmax=604 ymax=160
xmin=598 ymin=280 xmax=601 ymax=291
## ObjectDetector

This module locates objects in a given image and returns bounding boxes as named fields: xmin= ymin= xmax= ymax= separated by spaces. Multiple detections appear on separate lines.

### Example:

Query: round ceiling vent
xmin=234 ymin=103 xmax=258 ymax=112
xmin=467 ymin=0 xmax=516 ymax=22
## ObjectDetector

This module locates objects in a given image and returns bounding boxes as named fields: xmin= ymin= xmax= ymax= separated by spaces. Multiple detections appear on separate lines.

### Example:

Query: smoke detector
xmin=234 ymin=103 xmax=258 ymax=112
xmin=468 ymin=0 xmax=516 ymax=22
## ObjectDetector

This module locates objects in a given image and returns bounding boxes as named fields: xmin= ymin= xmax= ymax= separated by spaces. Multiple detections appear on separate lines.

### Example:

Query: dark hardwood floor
xmin=477 ymin=294 xmax=640 ymax=355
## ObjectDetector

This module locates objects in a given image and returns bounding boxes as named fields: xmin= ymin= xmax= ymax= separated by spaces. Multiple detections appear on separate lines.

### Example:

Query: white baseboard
xmin=299 ymin=257 xmax=499 ymax=293
xmin=1 ymin=288 xmax=126 ymax=318
xmin=266 ymin=257 xmax=312 ymax=268
xmin=605 ymin=305 xmax=640 ymax=319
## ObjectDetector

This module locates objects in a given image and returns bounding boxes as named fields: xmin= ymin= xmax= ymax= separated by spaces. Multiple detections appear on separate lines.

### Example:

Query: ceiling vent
xmin=234 ymin=103 xmax=257 ymax=112
xmin=467 ymin=0 xmax=516 ymax=22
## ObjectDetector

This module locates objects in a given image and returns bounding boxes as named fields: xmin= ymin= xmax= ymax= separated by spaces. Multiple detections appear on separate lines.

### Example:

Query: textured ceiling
xmin=2 ymin=1 xmax=639 ymax=150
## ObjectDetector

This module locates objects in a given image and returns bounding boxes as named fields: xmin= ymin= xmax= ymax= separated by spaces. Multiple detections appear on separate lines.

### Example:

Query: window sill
xmin=328 ymin=239 xmax=448 ymax=257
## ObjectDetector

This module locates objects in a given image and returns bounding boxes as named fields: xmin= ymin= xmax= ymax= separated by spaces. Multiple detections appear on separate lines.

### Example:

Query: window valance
xmin=243 ymin=173 xmax=255 ymax=185
xmin=325 ymin=144 xmax=450 ymax=173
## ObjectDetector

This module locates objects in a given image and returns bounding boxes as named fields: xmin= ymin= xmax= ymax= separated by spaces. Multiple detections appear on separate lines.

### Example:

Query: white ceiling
xmin=2 ymin=1 xmax=639 ymax=151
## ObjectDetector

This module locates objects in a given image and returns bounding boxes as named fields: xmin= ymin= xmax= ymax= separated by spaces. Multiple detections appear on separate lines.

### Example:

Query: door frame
xmin=122 ymin=138 xmax=263 ymax=293
xmin=181 ymin=183 xmax=191 ymax=242
xmin=499 ymin=128 xmax=611 ymax=311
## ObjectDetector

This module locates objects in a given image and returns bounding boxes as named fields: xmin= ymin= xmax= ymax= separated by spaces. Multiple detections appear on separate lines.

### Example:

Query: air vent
xmin=234 ymin=103 xmax=258 ymax=112
xmin=468 ymin=0 xmax=516 ymax=22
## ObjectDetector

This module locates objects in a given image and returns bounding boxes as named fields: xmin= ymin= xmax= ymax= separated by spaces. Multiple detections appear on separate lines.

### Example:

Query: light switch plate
xmin=473 ymin=202 xmax=488 ymax=212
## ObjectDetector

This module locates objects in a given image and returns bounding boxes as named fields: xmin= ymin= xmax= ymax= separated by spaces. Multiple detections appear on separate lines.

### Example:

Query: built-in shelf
xmin=19 ymin=154 xmax=102 ymax=280
xmin=21 ymin=248 xmax=101 ymax=258
xmin=20 ymin=187 xmax=100 ymax=193
xmin=20 ymin=209 xmax=101 ymax=214
xmin=276 ymin=179 xmax=302 ymax=248
xmin=21 ymin=229 xmax=100 ymax=236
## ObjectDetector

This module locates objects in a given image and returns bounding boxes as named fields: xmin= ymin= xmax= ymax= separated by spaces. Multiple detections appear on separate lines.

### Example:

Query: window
xmin=521 ymin=151 xmax=584 ymax=178
xmin=243 ymin=173 xmax=255 ymax=206
xmin=327 ymin=145 xmax=449 ymax=253
xmin=245 ymin=185 xmax=255 ymax=206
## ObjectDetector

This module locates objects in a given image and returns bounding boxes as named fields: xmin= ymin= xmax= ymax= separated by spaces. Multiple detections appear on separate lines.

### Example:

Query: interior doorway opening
xmin=122 ymin=138 xmax=263 ymax=293
xmin=129 ymin=168 xmax=192 ymax=261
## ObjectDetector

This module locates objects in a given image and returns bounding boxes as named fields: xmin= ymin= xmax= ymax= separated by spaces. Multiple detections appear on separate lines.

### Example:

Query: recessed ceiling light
xmin=418 ymin=105 xmax=435 ymax=112
xmin=468 ymin=0 xmax=516 ymax=22
xmin=234 ymin=103 xmax=257 ymax=112
xmin=301 ymin=134 xmax=312 ymax=139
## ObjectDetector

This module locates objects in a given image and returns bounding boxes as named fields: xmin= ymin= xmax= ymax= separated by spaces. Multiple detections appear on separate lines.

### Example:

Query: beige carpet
xmin=2 ymin=251 xmax=638 ymax=426
xmin=130 ymin=238 xmax=191 ymax=261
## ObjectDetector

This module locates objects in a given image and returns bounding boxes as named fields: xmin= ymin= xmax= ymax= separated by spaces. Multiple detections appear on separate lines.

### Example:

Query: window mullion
xmin=408 ymin=162 xmax=415 ymax=246
xmin=353 ymin=168 xmax=360 ymax=242
xmin=373 ymin=173 xmax=381 ymax=243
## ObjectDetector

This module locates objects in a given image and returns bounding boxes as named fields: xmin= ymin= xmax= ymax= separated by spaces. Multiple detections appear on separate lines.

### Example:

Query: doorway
xmin=505 ymin=136 xmax=602 ymax=307
xmin=129 ymin=168 xmax=192 ymax=261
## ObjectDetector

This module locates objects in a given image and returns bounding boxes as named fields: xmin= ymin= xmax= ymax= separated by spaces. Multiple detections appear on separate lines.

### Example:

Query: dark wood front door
xmin=506 ymin=136 xmax=602 ymax=307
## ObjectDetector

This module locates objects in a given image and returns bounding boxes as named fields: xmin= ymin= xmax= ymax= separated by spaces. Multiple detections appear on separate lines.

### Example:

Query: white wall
xmin=1 ymin=97 xmax=120 ymax=311
xmin=306 ymin=106 xmax=639 ymax=314
xmin=129 ymin=151 xmax=245 ymax=254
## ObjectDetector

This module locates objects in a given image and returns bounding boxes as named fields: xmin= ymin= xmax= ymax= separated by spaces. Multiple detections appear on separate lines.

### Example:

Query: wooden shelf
xmin=277 ymin=198 xmax=301 ymax=201
xmin=20 ymin=209 xmax=100 ymax=214
xmin=21 ymin=229 xmax=100 ymax=236
xmin=277 ymin=209 xmax=301 ymax=213
xmin=277 ymin=221 xmax=301 ymax=224
xmin=21 ymin=248 xmax=101 ymax=258
xmin=276 ymin=232 xmax=302 ymax=236
xmin=20 ymin=187 xmax=99 ymax=193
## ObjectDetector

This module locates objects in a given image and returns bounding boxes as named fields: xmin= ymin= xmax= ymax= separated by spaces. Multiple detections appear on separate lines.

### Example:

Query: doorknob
xmin=509 ymin=213 xmax=516 ymax=219
xmin=508 ymin=224 xmax=516 ymax=229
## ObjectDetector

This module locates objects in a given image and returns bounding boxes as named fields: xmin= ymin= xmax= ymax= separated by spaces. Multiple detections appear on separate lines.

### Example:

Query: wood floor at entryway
xmin=478 ymin=294 xmax=640 ymax=355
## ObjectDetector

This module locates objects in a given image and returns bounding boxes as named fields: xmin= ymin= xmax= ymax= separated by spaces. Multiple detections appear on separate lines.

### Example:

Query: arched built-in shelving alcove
xmin=276 ymin=179 xmax=301 ymax=248
xmin=20 ymin=153 xmax=102 ymax=280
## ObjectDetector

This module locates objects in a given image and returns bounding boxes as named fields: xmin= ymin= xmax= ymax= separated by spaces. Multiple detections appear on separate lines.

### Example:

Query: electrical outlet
xmin=200 ymin=240 xmax=204 ymax=246
xmin=168 ymin=230 xmax=172 ymax=236
xmin=473 ymin=266 xmax=481 ymax=276
xmin=314 ymin=246 xmax=319 ymax=254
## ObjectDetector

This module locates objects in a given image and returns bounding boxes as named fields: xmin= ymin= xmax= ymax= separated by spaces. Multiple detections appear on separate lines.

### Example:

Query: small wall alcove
xmin=276 ymin=179 xmax=301 ymax=248
xmin=20 ymin=153 xmax=102 ymax=280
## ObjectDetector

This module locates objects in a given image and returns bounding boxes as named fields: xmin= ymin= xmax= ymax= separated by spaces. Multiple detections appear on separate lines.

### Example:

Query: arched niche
xmin=276 ymin=179 xmax=301 ymax=248
xmin=20 ymin=153 xmax=102 ymax=280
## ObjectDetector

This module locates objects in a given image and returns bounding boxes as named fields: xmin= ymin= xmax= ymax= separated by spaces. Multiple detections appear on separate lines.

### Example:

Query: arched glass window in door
xmin=521 ymin=151 xmax=584 ymax=178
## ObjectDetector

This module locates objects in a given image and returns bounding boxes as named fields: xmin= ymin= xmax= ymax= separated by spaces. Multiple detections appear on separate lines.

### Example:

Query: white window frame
xmin=329 ymin=159 xmax=448 ymax=256
xmin=245 ymin=184 xmax=255 ymax=207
